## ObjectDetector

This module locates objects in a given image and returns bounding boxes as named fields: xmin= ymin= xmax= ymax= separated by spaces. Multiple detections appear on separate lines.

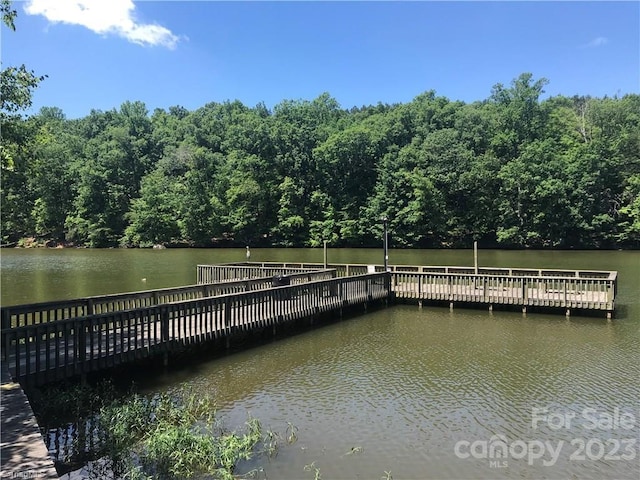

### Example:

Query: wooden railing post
xmin=224 ymin=301 xmax=232 ymax=332
xmin=160 ymin=306 xmax=170 ymax=342
xmin=3 ymin=325 xmax=11 ymax=364
xmin=365 ymin=276 xmax=370 ymax=301
xmin=13 ymin=329 xmax=21 ymax=380
xmin=1 ymin=308 xmax=10 ymax=330
xmin=483 ymin=277 xmax=488 ymax=302
xmin=607 ymin=280 xmax=614 ymax=308
xmin=77 ymin=318 xmax=87 ymax=365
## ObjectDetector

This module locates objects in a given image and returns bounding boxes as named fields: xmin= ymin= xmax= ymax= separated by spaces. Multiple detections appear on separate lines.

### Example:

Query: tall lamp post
xmin=380 ymin=217 xmax=388 ymax=272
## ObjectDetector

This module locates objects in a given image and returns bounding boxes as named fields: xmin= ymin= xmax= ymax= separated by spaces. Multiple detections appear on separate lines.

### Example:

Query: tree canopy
xmin=2 ymin=71 xmax=638 ymax=248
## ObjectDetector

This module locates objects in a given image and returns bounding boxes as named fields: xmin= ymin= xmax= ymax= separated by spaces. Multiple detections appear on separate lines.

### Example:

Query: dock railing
xmin=391 ymin=271 xmax=616 ymax=311
xmin=1 ymin=269 xmax=336 ymax=329
xmin=223 ymin=262 xmax=616 ymax=313
xmin=196 ymin=265 xmax=325 ymax=284
xmin=227 ymin=261 xmax=616 ymax=279
xmin=3 ymin=272 xmax=388 ymax=385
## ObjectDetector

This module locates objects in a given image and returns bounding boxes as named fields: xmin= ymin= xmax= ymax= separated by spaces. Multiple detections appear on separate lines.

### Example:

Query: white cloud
xmin=585 ymin=37 xmax=609 ymax=48
xmin=24 ymin=0 xmax=181 ymax=49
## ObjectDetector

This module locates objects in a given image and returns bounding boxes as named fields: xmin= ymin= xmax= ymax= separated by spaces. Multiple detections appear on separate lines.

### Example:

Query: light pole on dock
xmin=323 ymin=240 xmax=328 ymax=269
xmin=380 ymin=217 xmax=389 ymax=272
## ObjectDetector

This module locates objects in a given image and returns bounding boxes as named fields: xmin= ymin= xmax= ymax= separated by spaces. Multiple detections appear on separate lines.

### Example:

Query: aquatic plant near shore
xmin=304 ymin=461 xmax=322 ymax=480
xmin=286 ymin=422 xmax=298 ymax=444
xmin=31 ymin=381 xmax=295 ymax=479
xmin=95 ymin=392 xmax=264 ymax=479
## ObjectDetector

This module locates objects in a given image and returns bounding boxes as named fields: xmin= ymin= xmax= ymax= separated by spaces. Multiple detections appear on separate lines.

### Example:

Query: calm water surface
xmin=2 ymin=248 xmax=639 ymax=479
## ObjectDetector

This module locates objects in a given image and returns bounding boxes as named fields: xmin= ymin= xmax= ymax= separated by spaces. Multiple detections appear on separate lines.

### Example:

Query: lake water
xmin=1 ymin=248 xmax=639 ymax=479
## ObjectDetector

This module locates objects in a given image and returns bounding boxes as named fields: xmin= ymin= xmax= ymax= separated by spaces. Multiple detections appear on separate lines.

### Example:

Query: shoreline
xmin=2 ymin=235 xmax=638 ymax=251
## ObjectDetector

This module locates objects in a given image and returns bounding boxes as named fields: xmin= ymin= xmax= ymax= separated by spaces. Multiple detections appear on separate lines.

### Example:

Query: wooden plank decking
xmin=1 ymin=366 xmax=58 ymax=479
xmin=2 ymin=273 xmax=389 ymax=386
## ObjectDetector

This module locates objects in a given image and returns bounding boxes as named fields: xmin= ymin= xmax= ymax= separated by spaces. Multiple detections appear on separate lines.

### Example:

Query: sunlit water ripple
xmin=149 ymin=307 xmax=639 ymax=480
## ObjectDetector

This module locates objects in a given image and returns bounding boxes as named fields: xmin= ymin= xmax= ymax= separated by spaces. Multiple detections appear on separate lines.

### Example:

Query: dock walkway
xmin=3 ymin=272 xmax=388 ymax=386
xmin=203 ymin=262 xmax=617 ymax=314
xmin=1 ymin=366 xmax=58 ymax=479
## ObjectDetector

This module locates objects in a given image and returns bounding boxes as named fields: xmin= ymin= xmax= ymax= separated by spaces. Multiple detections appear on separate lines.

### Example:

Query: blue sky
xmin=2 ymin=1 xmax=638 ymax=119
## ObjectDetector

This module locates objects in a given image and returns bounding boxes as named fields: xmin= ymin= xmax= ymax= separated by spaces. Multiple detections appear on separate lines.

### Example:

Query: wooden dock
xmin=200 ymin=262 xmax=617 ymax=314
xmin=1 ymin=267 xmax=333 ymax=329
xmin=2 ymin=272 xmax=388 ymax=386
xmin=1 ymin=366 xmax=58 ymax=479
xmin=1 ymin=262 xmax=617 ymax=388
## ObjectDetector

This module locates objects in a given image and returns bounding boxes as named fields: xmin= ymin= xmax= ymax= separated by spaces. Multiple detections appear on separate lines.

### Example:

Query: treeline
xmin=2 ymin=73 xmax=639 ymax=248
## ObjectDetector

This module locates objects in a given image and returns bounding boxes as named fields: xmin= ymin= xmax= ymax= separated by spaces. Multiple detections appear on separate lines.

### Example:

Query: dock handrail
xmin=196 ymin=264 xmax=323 ymax=284
xmin=1 ymin=269 xmax=336 ymax=329
xmin=215 ymin=261 xmax=617 ymax=280
xmin=3 ymin=272 xmax=388 ymax=385
xmin=391 ymin=270 xmax=616 ymax=312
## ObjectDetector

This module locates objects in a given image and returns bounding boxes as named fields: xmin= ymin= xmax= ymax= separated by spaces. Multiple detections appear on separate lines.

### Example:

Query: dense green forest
xmin=1 ymin=6 xmax=638 ymax=249
xmin=2 ymin=77 xmax=639 ymax=249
